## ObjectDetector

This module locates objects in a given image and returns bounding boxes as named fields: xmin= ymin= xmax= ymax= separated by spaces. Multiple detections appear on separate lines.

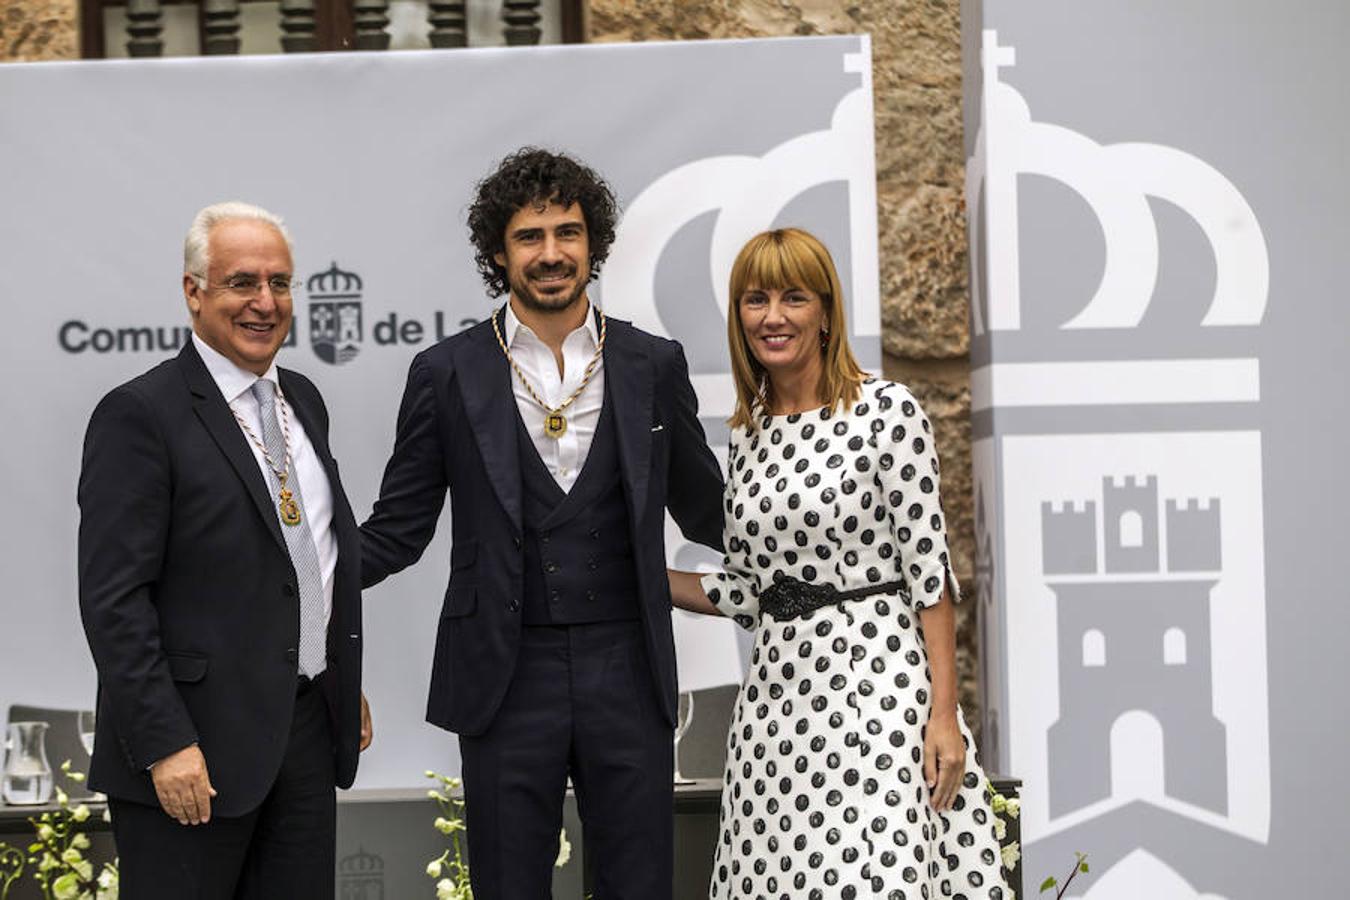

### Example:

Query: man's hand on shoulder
xmin=149 ymin=744 xmax=216 ymax=825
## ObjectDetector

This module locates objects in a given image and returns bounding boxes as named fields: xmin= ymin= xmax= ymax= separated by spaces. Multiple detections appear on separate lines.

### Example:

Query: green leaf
xmin=1039 ymin=876 xmax=1058 ymax=892
xmin=1080 ymin=861 xmax=1090 ymax=873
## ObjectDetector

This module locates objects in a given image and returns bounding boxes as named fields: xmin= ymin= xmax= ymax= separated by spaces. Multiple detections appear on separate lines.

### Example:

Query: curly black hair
xmin=466 ymin=147 xmax=620 ymax=298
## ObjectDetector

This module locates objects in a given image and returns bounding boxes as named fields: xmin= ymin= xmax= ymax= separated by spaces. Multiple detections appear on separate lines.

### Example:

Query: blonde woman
xmin=670 ymin=228 xmax=1007 ymax=899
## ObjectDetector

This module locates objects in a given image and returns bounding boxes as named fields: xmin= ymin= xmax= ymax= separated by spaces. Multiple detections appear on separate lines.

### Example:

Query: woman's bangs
xmin=743 ymin=240 xmax=829 ymax=297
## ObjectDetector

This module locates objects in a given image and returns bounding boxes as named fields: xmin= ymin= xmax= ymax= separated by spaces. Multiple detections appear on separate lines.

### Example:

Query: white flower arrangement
xmin=989 ymin=780 xmax=1088 ymax=900
xmin=424 ymin=770 xmax=573 ymax=898
xmin=988 ymin=781 xmax=1022 ymax=900
xmin=0 ymin=761 xmax=118 ymax=900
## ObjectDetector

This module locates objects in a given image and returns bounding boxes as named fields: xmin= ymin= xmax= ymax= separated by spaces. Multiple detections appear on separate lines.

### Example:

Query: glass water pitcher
xmin=2 ymin=721 xmax=53 ymax=805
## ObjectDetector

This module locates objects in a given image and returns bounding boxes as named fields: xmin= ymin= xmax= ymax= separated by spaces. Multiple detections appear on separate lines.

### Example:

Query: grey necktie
xmin=252 ymin=379 xmax=327 ymax=678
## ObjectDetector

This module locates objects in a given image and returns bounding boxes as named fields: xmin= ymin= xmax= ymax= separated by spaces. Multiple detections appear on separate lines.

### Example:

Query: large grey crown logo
xmin=308 ymin=261 xmax=364 ymax=366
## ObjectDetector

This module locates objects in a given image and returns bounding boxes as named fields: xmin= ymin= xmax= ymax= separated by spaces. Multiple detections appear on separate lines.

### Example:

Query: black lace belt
xmin=759 ymin=577 xmax=907 ymax=622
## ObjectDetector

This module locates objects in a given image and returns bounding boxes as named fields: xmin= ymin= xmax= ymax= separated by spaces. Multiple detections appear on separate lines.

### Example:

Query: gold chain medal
xmin=544 ymin=413 xmax=568 ymax=439
xmin=277 ymin=474 xmax=303 ymax=525
xmin=492 ymin=305 xmax=607 ymax=441
xmin=232 ymin=385 xmax=304 ymax=527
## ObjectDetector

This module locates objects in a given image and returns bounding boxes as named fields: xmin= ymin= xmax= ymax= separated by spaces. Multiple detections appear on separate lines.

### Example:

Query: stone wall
xmin=0 ymin=0 xmax=79 ymax=61
xmin=588 ymin=0 xmax=981 ymax=728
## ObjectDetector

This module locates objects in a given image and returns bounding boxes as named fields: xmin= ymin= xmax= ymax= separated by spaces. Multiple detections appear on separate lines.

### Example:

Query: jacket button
xmin=284 ymin=648 xmax=298 ymax=663
xmin=507 ymin=600 xmax=519 ymax=613
xmin=550 ymin=589 xmax=561 ymax=601
xmin=513 ymin=537 xmax=522 ymax=549
xmin=587 ymin=558 xmax=598 ymax=571
xmin=283 ymin=583 xmax=296 ymax=597
xmin=544 ymin=561 xmax=559 ymax=574
xmin=586 ymin=590 xmax=596 ymax=601
xmin=589 ymin=529 xmax=599 ymax=540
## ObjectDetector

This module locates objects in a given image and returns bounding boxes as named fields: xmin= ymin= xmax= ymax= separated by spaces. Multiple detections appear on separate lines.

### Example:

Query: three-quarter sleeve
xmin=876 ymin=384 xmax=961 ymax=610
xmin=700 ymin=433 xmax=761 ymax=630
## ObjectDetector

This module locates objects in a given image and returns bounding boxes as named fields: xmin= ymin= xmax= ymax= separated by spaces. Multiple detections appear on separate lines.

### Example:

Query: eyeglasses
xmin=194 ymin=274 xmax=299 ymax=298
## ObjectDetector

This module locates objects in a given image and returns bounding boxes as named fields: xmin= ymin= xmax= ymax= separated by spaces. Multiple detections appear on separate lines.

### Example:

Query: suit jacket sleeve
xmin=662 ymin=340 xmax=725 ymax=552
xmin=360 ymin=351 xmax=450 ymax=587
xmin=78 ymin=386 xmax=197 ymax=771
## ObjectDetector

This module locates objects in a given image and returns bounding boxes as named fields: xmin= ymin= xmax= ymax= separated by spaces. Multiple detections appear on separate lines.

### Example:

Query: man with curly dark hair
xmin=360 ymin=148 xmax=724 ymax=898
xmin=466 ymin=146 xmax=619 ymax=302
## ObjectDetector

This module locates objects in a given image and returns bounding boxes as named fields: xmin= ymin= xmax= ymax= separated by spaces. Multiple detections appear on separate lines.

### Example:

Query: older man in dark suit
xmin=361 ymin=148 xmax=725 ymax=898
xmin=78 ymin=202 xmax=369 ymax=899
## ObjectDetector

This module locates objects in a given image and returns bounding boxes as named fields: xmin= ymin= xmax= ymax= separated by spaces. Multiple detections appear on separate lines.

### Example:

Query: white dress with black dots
xmin=701 ymin=379 xmax=1007 ymax=900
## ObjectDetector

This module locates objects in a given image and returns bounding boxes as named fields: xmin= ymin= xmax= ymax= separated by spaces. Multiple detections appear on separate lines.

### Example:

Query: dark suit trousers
xmin=109 ymin=682 xmax=337 ymax=900
xmin=459 ymin=620 xmax=674 ymax=900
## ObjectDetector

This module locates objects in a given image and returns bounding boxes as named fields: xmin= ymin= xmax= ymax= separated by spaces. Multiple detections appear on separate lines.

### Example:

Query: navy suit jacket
xmin=360 ymin=309 xmax=724 ymax=734
xmin=77 ymin=342 xmax=364 ymax=816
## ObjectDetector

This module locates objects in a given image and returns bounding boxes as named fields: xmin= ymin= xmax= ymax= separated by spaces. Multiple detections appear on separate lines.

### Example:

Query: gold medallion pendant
xmin=232 ymin=385 xmax=305 ymax=528
xmin=278 ymin=488 xmax=303 ymax=526
xmin=491 ymin=305 xmax=607 ymax=442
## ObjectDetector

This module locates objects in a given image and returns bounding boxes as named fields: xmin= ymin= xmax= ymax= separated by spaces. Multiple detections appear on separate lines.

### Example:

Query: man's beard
xmin=508 ymin=264 xmax=588 ymax=313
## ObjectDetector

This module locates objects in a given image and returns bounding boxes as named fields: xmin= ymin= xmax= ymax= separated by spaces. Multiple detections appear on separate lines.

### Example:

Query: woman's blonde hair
xmin=726 ymin=228 xmax=866 ymax=429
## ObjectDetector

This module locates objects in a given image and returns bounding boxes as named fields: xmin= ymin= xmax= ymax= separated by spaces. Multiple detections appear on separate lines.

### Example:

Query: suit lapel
xmin=178 ymin=343 xmax=286 ymax=553
xmin=281 ymin=369 xmax=361 ymax=640
xmin=604 ymin=319 xmax=653 ymax=525
xmin=280 ymin=370 xmax=336 ymax=484
xmin=457 ymin=309 xmax=522 ymax=534
xmin=280 ymin=370 xmax=353 ymax=526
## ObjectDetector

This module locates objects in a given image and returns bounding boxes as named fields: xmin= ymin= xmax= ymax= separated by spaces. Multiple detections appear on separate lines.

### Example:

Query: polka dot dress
xmin=701 ymin=379 xmax=1007 ymax=900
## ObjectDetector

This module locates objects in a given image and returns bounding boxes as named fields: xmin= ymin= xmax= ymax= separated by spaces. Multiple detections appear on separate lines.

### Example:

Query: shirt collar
xmin=191 ymin=332 xmax=280 ymax=405
xmin=502 ymin=299 xmax=599 ymax=350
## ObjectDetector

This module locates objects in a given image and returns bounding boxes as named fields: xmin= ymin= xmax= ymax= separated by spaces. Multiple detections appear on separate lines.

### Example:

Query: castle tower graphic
xmin=1043 ymin=476 xmax=1226 ymax=817
xmin=308 ymin=261 xmax=364 ymax=366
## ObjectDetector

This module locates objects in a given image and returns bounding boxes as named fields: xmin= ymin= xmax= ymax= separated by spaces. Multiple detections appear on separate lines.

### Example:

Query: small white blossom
xmin=993 ymin=815 xmax=1007 ymax=842
xmin=98 ymin=865 xmax=119 ymax=892
xmin=554 ymin=828 xmax=572 ymax=867
xmin=1000 ymin=841 xmax=1021 ymax=870
xmin=435 ymin=878 xmax=456 ymax=900
xmin=1005 ymin=797 xmax=1021 ymax=819
xmin=426 ymin=859 xmax=443 ymax=878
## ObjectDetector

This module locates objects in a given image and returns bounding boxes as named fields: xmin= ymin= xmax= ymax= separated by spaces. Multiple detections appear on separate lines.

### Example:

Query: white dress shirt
xmin=502 ymin=301 xmax=605 ymax=492
xmin=191 ymin=334 xmax=337 ymax=632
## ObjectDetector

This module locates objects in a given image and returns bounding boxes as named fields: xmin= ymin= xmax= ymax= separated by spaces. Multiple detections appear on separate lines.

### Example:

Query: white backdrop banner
xmin=963 ymin=2 xmax=1350 ymax=896
xmin=0 ymin=36 xmax=880 ymax=788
